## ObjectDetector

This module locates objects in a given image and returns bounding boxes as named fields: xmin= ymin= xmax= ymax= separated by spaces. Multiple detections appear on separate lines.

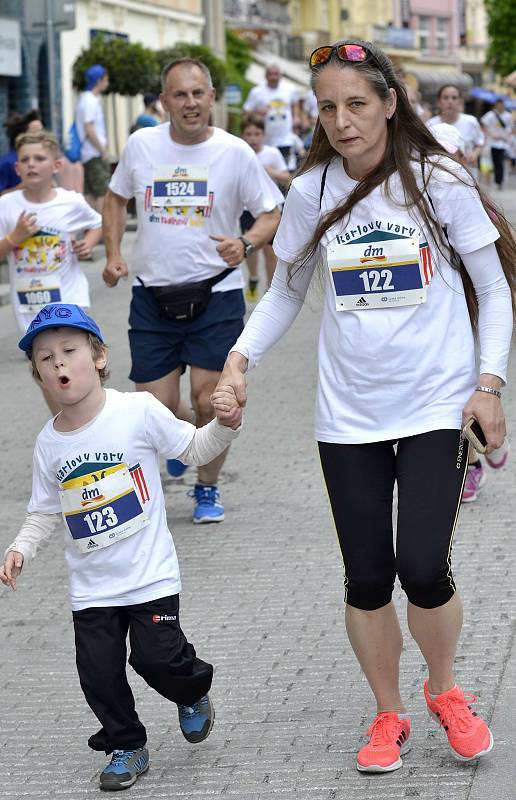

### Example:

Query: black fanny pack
xmin=138 ymin=269 xmax=234 ymax=321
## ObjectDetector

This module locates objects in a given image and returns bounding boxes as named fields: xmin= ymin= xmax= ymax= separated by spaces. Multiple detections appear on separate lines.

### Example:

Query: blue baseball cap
xmin=85 ymin=64 xmax=107 ymax=90
xmin=18 ymin=304 xmax=104 ymax=354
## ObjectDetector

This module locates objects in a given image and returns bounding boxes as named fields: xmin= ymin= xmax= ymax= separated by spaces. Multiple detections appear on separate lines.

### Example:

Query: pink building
xmin=410 ymin=0 xmax=461 ymax=64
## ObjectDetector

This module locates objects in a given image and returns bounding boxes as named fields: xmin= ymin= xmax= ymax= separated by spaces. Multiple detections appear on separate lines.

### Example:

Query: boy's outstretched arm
xmin=0 ymin=551 xmax=24 ymax=591
xmin=1 ymin=512 xmax=60 ymax=591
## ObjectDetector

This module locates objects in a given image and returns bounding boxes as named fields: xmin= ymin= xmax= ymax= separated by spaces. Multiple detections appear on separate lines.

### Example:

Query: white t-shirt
xmin=480 ymin=109 xmax=513 ymax=149
xmin=303 ymin=91 xmax=318 ymax=121
xmin=109 ymin=125 xmax=279 ymax=290
xmin=427 ymin=113 xmax=484 ymax=156
xmin=243 ymin=83 xmax=297 ymax=147
xmin=0 ymin=188 xmax=101 ymax=331
xmin=75 ymin=91 xmax=107 ymax=163
xmin=257 ymin=145 xmax=288 ymax=174
xmin=27 ymin=389 xmax=196 ymax=611
xmin=268 ymin=157 xmax=499 ymax=444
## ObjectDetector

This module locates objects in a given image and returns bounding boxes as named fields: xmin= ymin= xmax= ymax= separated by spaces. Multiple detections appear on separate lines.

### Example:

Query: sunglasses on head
xmin=309 ymin=43 xmax=370 ymax=69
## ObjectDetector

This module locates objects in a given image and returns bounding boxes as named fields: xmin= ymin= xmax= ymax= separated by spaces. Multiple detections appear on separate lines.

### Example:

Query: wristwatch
xmin=237 ymin=236 xmax=254 ymax=257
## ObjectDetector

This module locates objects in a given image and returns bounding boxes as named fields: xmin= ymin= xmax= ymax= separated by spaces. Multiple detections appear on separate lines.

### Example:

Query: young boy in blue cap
xmin=0 ymin=304 xmax=242 ymax=791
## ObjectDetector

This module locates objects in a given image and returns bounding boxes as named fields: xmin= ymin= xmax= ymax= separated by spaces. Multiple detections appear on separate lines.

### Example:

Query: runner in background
xmin=481 ymin=99 xmax=513 ymax=189
xmin=240 ymin=113 xmax=289 ymax=301
xmin=243 ymin=64 xmax=301 ymax=171
xmin=427 ymin=85 xmax=484 ymax=178
xmin=0 ymin=130 xmax=101 ymax=413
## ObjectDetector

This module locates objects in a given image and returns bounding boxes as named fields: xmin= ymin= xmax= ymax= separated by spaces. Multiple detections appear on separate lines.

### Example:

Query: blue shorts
xmin=128 ymin=286 xmax=245 ymax=383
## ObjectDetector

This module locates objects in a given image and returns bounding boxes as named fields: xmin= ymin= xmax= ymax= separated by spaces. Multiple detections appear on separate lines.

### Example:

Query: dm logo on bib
xmin=57 ymin=455 xmax=151 ymax=554
xmin=327 ymin=221 xmax=434 ymax=312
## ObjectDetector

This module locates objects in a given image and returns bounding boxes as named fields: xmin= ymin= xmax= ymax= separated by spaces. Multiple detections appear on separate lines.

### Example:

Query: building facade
xmin=224 ymin=0 xmax=292 ymax=58
xmin=286 ymin=0 xmax=474 ymax=101
xmin=0 ymin=0 xmax=61 ymax=152
xmin=61 ymin=0 xmax=205 ymax=157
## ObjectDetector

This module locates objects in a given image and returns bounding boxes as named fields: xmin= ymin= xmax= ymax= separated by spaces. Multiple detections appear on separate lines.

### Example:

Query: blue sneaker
xmin=189 ymin=483 xmax=224 ymax=524
xmin=99 ymin=747 xmax=149 ymax=791
xmin=177 ymin=694 xmax=215 ymax=743
xmin=166 ymin=459 xmax=189 ymax=478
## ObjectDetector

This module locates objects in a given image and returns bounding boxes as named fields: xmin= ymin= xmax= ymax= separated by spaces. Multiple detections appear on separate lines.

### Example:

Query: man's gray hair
xmin=161 ymin=58 xmax=214 ymax=91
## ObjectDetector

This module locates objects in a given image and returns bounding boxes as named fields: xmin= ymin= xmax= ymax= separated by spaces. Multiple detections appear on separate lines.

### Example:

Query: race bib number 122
xmin=327 ymin=237 xmax=427 ymax=310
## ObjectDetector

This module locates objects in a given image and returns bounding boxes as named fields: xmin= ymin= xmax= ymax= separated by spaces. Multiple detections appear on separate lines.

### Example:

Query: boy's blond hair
xmin=15 ymin=130 xmax=60 ymax=158
xmin=31 ymin=333 xmax=109 ymax=384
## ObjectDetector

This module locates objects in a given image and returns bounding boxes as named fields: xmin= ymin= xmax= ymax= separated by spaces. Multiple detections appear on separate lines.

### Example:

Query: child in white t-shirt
xmin=0 ymin=303 xmax=241 ymax=791
xmin=241 ymin=113 xmax=289 ymax=301
xmin=0 ymin=130 xmax=102 ymax=413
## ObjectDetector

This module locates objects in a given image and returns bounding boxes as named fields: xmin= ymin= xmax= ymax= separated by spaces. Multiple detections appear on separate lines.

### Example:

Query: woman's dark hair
xmin=294 ymin=40 xmax=516 ymax=332
xmin=436 ymin=84 xmax=462 ymax=99
xmin=4 ymin=109 xmax=42 ymax=148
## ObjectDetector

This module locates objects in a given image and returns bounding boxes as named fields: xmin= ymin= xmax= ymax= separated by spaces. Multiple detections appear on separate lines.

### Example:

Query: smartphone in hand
xmin=462 ymin=417 xmax=487 ymax=454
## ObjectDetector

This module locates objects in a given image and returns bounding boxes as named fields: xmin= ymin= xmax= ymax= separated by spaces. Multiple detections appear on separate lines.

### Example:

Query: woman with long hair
xmin=217 ymin=41 xmax=514 ymax=772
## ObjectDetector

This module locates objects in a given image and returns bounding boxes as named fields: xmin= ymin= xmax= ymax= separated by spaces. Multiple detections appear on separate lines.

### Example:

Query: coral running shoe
xmin=461 ymin=462 xmax=486 ymax=503
xmin=485 ymin=438 xmax=510 ymax=469
xmin=356 ymin=712 xmax=411 ymax=772
xmin=424 ymin=681 xmax=493 ymax=761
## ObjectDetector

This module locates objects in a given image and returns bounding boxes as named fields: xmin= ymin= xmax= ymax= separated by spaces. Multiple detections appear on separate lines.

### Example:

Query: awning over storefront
xmin=406 ymin=68 xmax=473 ymax=96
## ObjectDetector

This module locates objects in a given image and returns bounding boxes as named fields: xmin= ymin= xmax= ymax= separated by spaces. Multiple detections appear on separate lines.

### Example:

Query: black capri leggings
xmin=318 ymin=430 xmax=469 ymax=611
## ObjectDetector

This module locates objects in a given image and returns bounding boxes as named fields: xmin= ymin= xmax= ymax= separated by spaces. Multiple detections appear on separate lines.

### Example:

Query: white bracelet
xmin=475 ymin=385 xmax=502 ymax=398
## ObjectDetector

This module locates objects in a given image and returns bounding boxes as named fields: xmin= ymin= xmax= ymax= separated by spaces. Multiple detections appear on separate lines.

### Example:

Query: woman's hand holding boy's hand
xmin=0 ymin=551 xmax=24 ymax=591
xmin=211 ymin=385 xmax=242 ymax=430
xmin=10 ymin=211 xmax=39 ymax=246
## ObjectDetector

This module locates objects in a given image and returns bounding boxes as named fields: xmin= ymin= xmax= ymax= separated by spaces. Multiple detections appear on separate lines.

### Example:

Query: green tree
xmin=224 ymin=29 xmax=254 ymax=135
xmin=225 ymin=28 xmax=253 ymax=101
xmin=485 ymin=0 xmax=516 ymax=77
xmin=226 ymin=29 xmax=252 ymax=78
xmin=72 ymin=36 xmax=158 ymax=96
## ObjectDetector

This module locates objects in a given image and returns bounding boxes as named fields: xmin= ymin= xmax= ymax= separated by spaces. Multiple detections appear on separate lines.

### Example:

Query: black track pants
xmin=73 ymin=594 xmax=213 ymax=754
xmin=318 ymin=430 xmax=469 ymax=611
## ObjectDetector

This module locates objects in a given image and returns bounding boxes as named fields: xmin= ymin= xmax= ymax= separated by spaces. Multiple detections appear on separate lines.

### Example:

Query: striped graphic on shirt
xmin=130 ymin=463 xmax=150 ymax=504
xmin=420 ymin=241 xmax=433 ymax=285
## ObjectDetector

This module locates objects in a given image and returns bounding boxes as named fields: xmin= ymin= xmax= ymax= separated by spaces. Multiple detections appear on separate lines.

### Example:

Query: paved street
xmin=0 ymin=186 xmax=515 ymax=799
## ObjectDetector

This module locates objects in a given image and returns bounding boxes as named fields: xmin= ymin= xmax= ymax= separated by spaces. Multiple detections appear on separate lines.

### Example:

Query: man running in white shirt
xmin=102 ymin=58 xmax=280 ymax=524
xmin=243 ymin=64 xmax=301 ymax=169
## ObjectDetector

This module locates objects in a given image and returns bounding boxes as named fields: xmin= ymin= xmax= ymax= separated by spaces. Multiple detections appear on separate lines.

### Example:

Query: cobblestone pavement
xmin=0 ymin=187 xmax=515 ymax=798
